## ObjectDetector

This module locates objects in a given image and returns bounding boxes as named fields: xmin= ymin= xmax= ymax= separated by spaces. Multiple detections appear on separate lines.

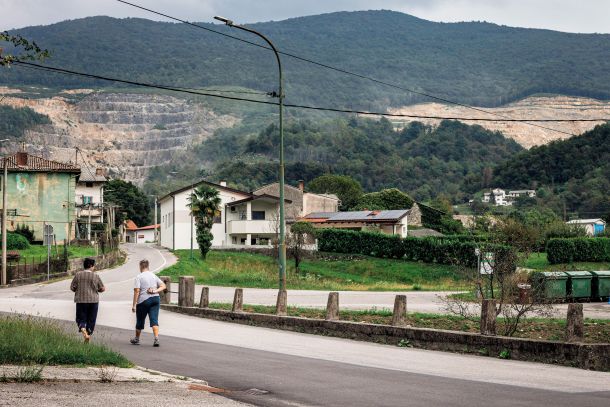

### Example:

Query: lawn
xmin=17 ymin=245 xmax=98 ymax=264
xmin=162 ymin=250 xmax=471 ymax=291
xmin=523 ymin=252 xmax=610 ymax=271
xmin=0 ymin=315 xmax=131 ymax=367
xmin=206 ymin=302 xmax=610 ymax=343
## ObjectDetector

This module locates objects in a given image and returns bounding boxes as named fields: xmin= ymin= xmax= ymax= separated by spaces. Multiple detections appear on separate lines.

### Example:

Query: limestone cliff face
xmin=388 ymin=96 xmax=610 ymax=148
xmin=2 ymin=89 xmax=238 ymax=183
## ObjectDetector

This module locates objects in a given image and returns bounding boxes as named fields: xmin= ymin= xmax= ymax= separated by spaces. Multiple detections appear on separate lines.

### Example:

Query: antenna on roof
xmin=20 ymin=142 xmax=26 ymax=152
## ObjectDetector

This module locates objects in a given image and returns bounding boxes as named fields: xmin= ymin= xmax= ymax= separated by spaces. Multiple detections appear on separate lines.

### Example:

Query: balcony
xmin=227 ymin=220 xmax=275 ymax=235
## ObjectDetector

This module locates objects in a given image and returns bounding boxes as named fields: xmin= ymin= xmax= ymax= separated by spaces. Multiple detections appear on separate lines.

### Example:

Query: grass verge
xmin=162 ymin=250 xmax=470 ymax=291
xmin=205 ymin=302 xmax=610 ymax=343
xmin=523 ymin=252 xmax=610 ymax=271
xmin=17 ymin=245 xmax=99 ymax=264
xmin=0 ymin=315 xmax=131 ymax=367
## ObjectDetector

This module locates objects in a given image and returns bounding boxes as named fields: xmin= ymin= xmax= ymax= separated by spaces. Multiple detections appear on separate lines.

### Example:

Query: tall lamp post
xmin=214 ymin=16 xmax=287 ymax=293
xmin=170 ymin=172 xmax=195 ymax=260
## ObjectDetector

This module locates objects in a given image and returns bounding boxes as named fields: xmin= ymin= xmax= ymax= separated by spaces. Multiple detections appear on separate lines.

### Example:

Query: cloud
xmin=0 ymin=0 xmax=608 ymax=33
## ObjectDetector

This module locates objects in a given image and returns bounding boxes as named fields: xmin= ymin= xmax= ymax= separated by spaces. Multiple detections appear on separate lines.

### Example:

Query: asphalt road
xmin=97 ymin=324 xmax=610 ymax=407
xmin=2 ymin=244 xmax=609 ymax=407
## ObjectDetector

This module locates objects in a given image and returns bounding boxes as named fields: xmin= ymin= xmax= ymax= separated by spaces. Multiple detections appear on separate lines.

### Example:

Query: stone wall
xmin=407 ymin=203 xmax=422 ymax=227
xmin=162 ymin=304 xmax=610 ymax=371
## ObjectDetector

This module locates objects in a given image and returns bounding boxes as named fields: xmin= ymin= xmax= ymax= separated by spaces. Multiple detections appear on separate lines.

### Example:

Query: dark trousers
xmin=75 ymin=302 xmax=99 ymax=335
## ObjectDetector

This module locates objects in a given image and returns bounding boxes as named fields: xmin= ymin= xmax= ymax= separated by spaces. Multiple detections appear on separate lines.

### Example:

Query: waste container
xmin=564 ymin=271 xmax=593 ymax=300
xmin=589 ymin=271 xmax=610 ymax=300
xmin=531 ymin=272 xmax=568 ymax=301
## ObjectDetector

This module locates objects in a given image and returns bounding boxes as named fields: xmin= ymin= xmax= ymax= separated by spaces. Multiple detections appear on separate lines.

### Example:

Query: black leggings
xmin=76 ymin=303 xmax=99 ymax=335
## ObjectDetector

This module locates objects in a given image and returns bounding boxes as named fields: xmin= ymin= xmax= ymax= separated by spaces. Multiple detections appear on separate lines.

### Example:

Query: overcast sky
xmin=1 ymin=0 xmax=608 ymax=33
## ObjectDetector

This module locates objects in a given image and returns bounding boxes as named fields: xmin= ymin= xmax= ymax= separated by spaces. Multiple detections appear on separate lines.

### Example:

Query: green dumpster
xmin=590 ymin=271 xmax=610 ymax=300
xmin=531 ymin=272 xmax=568 ymax=300
xmin=565 ymin=271 xmax=593 ymax=299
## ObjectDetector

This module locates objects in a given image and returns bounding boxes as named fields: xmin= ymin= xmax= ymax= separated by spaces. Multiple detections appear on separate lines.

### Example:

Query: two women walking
xmin=70 ymin=257 xmax=165 ymax=346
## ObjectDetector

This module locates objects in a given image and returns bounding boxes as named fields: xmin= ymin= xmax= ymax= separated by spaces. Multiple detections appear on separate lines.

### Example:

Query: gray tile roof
xmin=78 ymin=165 xmax=107 ymax=182
xmin=305 ymin=209 xmax=410 ymax=222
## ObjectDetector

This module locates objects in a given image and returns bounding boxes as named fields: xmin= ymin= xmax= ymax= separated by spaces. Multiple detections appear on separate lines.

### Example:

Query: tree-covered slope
xmin=2 ymin=12 xmax=609 ymax=109
xmin=146 ymin=118 xmax=523 ymax=201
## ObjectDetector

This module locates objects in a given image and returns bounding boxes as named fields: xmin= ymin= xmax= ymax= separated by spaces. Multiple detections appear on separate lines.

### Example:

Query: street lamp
xmin=170 ymin=172 xmax=195 ymax=260
xmin=148 ymin=194 xmax=158 ymax=244
xmin=214 ymin=16 xmax=287 ymax=293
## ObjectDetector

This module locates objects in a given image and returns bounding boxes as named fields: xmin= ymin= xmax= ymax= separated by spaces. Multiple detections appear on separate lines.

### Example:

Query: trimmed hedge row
xmin=317 ymin=229 xmax=511 ymax=268
xmin=547 ymin=237 xmax=610 ymax=264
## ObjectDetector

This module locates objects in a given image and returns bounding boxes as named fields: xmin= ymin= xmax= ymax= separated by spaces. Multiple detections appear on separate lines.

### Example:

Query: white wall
xmin=159 ymin=186 xmax=249 ymax=250
xmin=75 ymin=182 xmax=104 ymax=206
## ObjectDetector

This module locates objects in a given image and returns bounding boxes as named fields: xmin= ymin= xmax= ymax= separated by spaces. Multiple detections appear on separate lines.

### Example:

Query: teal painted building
xmin=1 ymin=152 xmax=80 ymax=243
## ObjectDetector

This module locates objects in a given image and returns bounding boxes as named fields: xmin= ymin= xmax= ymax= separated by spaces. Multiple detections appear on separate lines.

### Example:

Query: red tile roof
xmin=125 ymin=220 xmax=138 ymax=230
xmin=134 ymin=224 xmax=159 ymax=231
xmin=1 ymin=152 xmax=80 ymax=173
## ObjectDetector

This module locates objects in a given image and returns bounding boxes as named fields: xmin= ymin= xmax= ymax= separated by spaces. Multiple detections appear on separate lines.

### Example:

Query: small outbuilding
xmin=566 ymin=218 xmax=606 ymax=236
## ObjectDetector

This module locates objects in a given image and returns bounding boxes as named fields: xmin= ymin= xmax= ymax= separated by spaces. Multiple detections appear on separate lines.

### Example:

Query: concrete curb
xmin=161 ymin=304 xmax=610 ymax=371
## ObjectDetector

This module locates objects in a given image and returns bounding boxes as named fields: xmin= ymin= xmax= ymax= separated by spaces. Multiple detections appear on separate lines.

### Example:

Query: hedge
xmin=547 ymin=237 xmax=610 ymax=264
xmin=317 ymin=229 xmax=512 ymax=268
xmin=0 ymin=233 xmax=31 ymax=250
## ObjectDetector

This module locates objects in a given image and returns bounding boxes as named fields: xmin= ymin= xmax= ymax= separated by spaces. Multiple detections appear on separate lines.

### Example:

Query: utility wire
xmin=13 ymin=61 xmax=610 ymax=126
xmin=114 ymin=0 xmax=600 ymax=136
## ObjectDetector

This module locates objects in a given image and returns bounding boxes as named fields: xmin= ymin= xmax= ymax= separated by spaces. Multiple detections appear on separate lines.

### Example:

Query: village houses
xmin=482 ymin=188 xmax=536 ymax=206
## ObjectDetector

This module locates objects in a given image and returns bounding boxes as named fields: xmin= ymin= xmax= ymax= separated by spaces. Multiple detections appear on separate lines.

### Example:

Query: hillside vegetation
xmin=488 ymin=123 xmax=610 ymax=220
xmin=0 ymin=105 xmax=51 ymax=138
xmin=146 ymin=117 xmax=522 ymax=202
xmin=1 ymin=12 xmax=609 ymax=109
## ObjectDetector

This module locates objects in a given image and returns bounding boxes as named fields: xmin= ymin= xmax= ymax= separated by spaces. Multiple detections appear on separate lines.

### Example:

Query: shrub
xmin=0 ymin=233 xmax=30 ymax=250
xmin=318 ymin=229 xmax=512 ymax=269
xmin=546 ymin=237 xmax=610 ymax=264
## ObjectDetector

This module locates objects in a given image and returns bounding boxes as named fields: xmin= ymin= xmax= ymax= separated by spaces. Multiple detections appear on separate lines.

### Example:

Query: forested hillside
xmin=489 ymin=123 xmax=610 ymax=220
xmin=2 ymin=12 xmax=609 ymax=109
xmin=0 ymin=105 xmax=51 ymax=138
xmin=145 ymin=118 xmax=523 ymax=201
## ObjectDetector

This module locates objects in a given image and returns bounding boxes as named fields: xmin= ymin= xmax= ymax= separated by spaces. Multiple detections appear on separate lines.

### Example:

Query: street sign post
xmin=44 ymin=224 xmax=54 ymax=281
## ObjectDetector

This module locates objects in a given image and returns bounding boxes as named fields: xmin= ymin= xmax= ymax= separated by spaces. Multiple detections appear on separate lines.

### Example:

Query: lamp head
xmin=214 ymin=16 xmax=234 ymax=26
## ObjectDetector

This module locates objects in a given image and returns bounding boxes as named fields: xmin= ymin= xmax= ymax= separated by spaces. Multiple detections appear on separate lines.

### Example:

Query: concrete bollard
xmin=480 ymin=299 xmax=497 ymax=335
xmin=566 ymin=303 xmax=584 ymax=342
xmin=232 ymin=288 xmax=244 ymax=313
xmin=199 ymin=287 xmax=210 ymax=309
xmin=178 ymin=276 xmax=195 ymax=307
xmin=326 ymin=292 xmax=339 ymax=321
xmin=392 ymin=295 xmax=408 ymax=327
xmin=158 ymin=276 xmax=171 ymax=304
xmin=276 ymin=289 xmax=287 ymax=316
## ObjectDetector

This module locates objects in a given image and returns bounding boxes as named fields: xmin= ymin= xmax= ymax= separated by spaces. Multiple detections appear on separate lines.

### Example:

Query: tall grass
xmin=0 ymin=315 xmax=131 ymax=367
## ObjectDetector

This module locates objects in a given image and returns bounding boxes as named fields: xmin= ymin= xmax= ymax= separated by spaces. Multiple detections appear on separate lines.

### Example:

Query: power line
xmin=114 ymin=0 xmax=596 ymax=136
xmin=13 ymin=61 xmax=610 ymax=126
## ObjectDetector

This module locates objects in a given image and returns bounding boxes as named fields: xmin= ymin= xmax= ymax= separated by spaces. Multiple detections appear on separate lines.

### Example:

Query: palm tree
xmin=187 ymin=184 xmax=221 ymax=259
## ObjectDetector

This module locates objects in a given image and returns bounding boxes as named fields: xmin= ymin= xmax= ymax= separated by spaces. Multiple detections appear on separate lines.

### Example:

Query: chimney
xmin=95 ymin=168 xmax=104 ymax=176
xmin=16 ymin=152 xmax=27 ymax=166
xmin=298 ymin=180 xmax=304 ymax=192
xmin=219 ymin=181 xmax=227 ymax=187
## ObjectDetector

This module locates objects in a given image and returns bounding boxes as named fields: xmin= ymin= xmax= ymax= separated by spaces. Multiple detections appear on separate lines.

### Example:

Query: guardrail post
xmin=276 ymin=289 xmax=287 ymax=316
xmin=326 ymin=292 xmax=339 ymax=321
xmin=178 ymin=276 xmax=195 ymax=307
xmin=159 ymin=276 xmax=171 ymax=304
xmin=392 ymin=295 xmax=407 ymax=327
xmin=199 ymin=287 xmax=210 ymax=308
xmin=480 ymin=299 xmax=496 ymax=335
xmin=232 ymin=288 xmax=243 ymax=313
xmin=566 ymin=303 xmax=584 ymax=342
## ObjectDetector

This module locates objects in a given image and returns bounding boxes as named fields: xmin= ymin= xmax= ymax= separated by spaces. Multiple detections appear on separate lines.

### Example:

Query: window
xmin=85 ymin=182 xmax=94 ymax=188
xmin=252 ymin=211 xmax=265 ymax=220
xmin=213 ymin=210 xmax=222 ymax=224
xmin=82 ymin=196 xmax=92 ymax=205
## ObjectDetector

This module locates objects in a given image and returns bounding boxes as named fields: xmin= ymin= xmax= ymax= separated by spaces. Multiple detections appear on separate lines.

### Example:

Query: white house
xmin=507 ymin=189 xmax=536 ymax=199
xmin=481 ymin=188 xmax=536 ymax=207
xmin=126 ymin=222 xmax=159 ymax=244
xmin=567 ymin=219 xmax=607 ymax=236
xmin=75 ymin=166 xmax=107 ymax=239
xmin=158 ymin=180 xmax=339 ymax=250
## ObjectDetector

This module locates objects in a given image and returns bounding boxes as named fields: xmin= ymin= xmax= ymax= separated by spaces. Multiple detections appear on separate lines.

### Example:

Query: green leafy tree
xmin=104 ymin=179 xmax=151 ymax=228
xmin=354 ymin=188 xmax=415 ymax=210
xmin=0 ymin=31 xmax=49 ymax=66
xmin=187 ymin=185 xmax=221 ymax=259
xmin=307 ymin=175 xmax=363 ymax=210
